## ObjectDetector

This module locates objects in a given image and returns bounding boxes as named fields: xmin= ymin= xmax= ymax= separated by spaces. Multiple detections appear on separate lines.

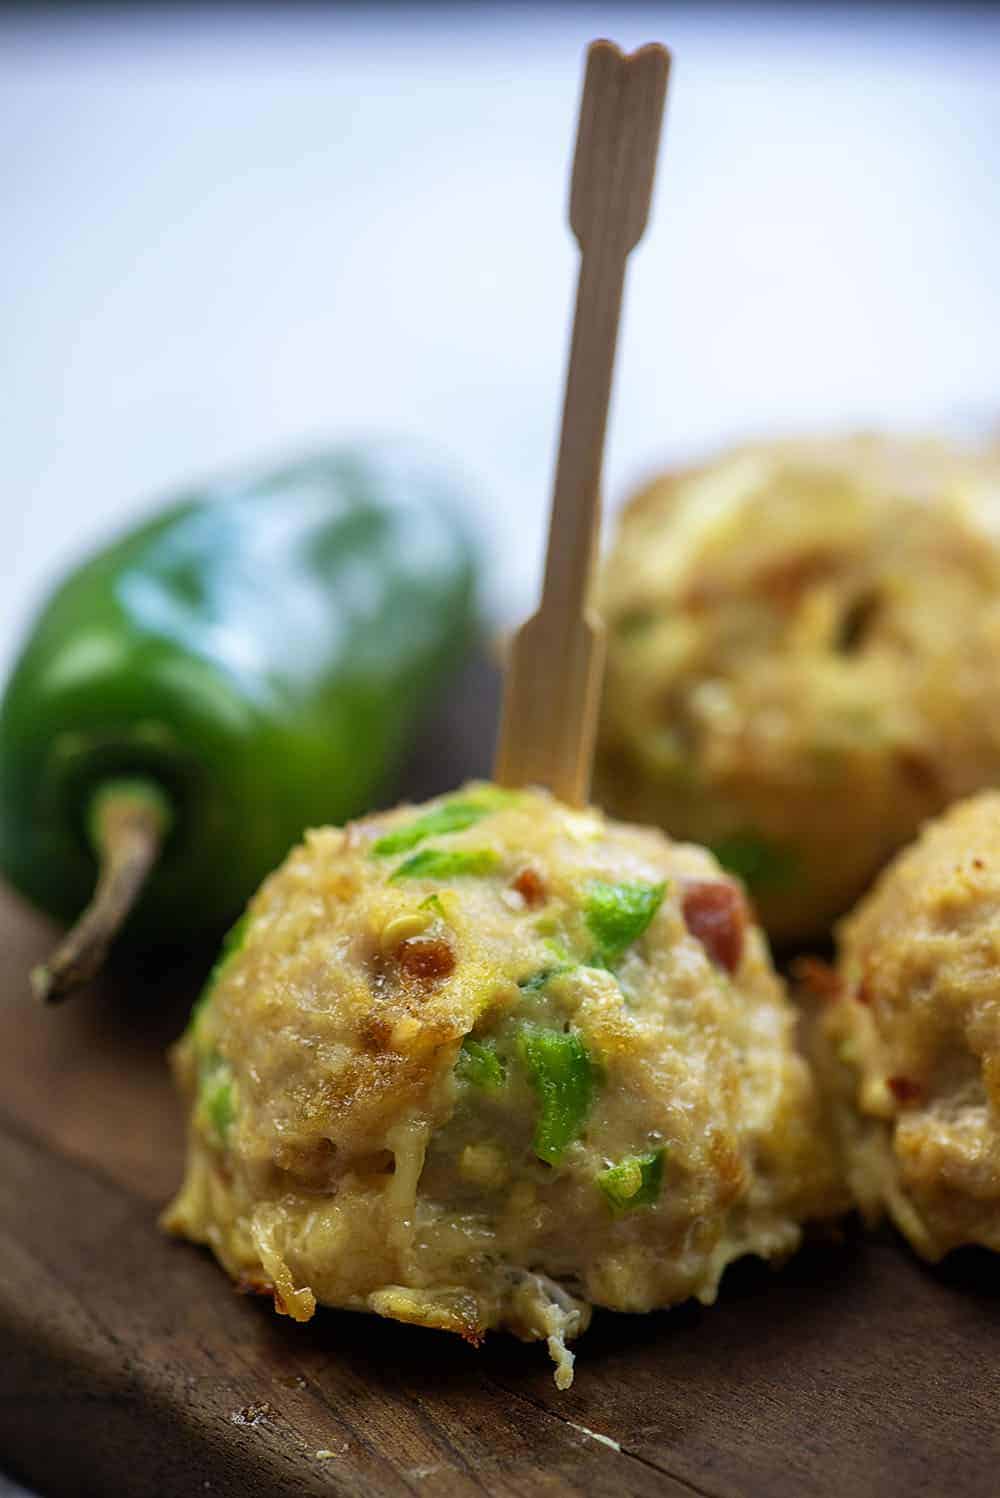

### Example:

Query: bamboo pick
xmin=493 ymin=39 xmax=670 ymax=806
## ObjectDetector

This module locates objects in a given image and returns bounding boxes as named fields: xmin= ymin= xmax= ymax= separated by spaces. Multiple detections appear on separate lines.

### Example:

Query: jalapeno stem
xmin=31 ymin=778 xmax=173 ymax=1004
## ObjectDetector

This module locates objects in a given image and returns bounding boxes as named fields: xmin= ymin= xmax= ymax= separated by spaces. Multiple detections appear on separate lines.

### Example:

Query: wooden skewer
xmin=493 ymin=38 xmax=670 ymax=806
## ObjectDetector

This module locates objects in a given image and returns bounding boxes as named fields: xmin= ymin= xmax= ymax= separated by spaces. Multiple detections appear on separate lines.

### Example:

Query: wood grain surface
xmin=1 ymin=661 xmax=998 ymax=1498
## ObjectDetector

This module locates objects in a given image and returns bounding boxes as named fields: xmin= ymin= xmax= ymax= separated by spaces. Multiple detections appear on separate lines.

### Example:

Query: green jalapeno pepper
xmin=517 ymin=1024 xmax=595 ymax=1165
xmin=0 ymin=442 xmax=479 ymax=999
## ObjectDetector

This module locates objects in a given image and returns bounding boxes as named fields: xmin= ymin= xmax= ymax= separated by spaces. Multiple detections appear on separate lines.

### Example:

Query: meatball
xmin=816 ymin=791 xmax=1000 ymax=1259
xmin=596 ymin=433 xmax=1000 ymax=944
xmin=164 ymin=784 xmax=844 ymax=1386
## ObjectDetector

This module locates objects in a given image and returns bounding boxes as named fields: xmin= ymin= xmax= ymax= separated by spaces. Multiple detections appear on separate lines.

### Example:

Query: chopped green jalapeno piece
xmin=199 ymin=1055 xmax=237 ymax=1144
xmin=584 ymin=879 xmax=665 ymax=967
xmin=518 ymin=1025 xmax=595 ymax=1164
xmin=390 ymin=848 xmax=499 ymax=882
xmin=206 ymin=1075 xmax=236 ymax=1142
xmin=597 ymin=1149 xmax=665 ymax=1213
xmin=710 ymin=832 xmax=800 ymax=894
xmin=456 ymin=1036 xmax=505 ymax=1091
xmin=373 ymin=795 xmax=505 ymax=857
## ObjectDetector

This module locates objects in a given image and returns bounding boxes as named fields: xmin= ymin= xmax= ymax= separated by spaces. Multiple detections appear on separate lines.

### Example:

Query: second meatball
xmin=816 ymin=791 xmax=1000 ymax=1261
xmin=596 ymin=433 xmax=1000 ymax=943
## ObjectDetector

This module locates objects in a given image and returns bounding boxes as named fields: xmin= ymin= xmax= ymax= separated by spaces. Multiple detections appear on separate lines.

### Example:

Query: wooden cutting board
xmin=1 ymin=662 xmax=997 ymax=1498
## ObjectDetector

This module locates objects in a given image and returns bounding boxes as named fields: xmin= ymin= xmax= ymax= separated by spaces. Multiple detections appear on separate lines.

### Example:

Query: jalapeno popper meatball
xmin=164 ymin=784 xmax=844 ymax=1385
xmin=815 ymin=792 xmax=1000 ymax=1260
xmin=597 ymin=434 xmax=1000 ymax=944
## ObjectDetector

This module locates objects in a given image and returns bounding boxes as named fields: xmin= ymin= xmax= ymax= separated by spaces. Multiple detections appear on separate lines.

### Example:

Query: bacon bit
xmin=397 ymin=934 xmax=455 ymax=982
xmin=753 ymin=549 xmax=840 ymax=606
xmin=855 ymin=972 xmax=874 ymax=1006
xmin=792 ymin=956 xmax=843 ymax=1002
xmin=511 ymin=867 xmax=547 ymax=907
xmin=683 ymin=550 xmax=837 ymax=610
xmin=887 ymin=1075 xmax=922 ymax=1105
xmin=682 ymin=880 xmax=747 ymax=974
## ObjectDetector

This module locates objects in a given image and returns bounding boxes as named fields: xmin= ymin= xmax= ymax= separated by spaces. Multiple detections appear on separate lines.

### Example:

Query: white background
xmin=2 ymin=3 xmax=999 ymax=672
